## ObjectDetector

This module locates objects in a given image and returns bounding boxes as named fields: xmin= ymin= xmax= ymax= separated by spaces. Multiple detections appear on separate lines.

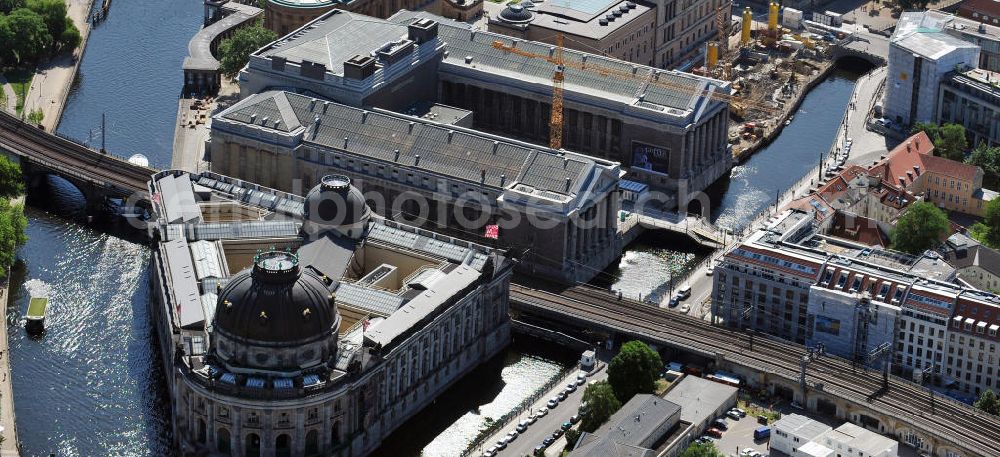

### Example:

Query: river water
xmin=1 ymin=1 xmax=864 ymax=453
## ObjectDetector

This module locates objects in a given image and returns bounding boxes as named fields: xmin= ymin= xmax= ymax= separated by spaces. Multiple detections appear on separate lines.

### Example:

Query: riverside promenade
xmin=22 ymin=0 xmax=97 ymax=131
xmin=0 ymin=196 xmax=23 ymax=456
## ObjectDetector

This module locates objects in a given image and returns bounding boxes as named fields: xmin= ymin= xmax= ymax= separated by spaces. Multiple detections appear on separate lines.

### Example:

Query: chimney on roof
xmin=899 ymin=177 xmax=906 ymax=187
xmin=914 ymin=165 xmax=921 ymax=175
xmin=408 ymin=18 xmax=439 ymax=44
xmin=481 ymin=169 xmax=486 ymax=182
xmin=394 ymin=149 xmax=400 ymax=161
xmin=500 ymin=174 xmax=506 ymax=186
xmin=344 ymin=54 xmax=376 ymax=80
xmin=906 ymin=142 xmax=912 ymax=153
xmin=565 ymin=177 xmax=572 ymax=191
xmin=415 ymin=154 xmax=421 ymax=167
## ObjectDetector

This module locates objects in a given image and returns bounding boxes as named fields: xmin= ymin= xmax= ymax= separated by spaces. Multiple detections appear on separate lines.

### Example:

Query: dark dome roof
xmin=214 ymin=251 xmax=338 ymax=344
xmin=303 ymin=175 xmax=370 ymax=234
xmin=499 ymin=4 xmax=533 ymax=22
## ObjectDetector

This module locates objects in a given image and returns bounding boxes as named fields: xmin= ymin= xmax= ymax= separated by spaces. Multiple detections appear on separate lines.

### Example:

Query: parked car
xmin=506 ymin=431 xmax=518 ymax=443
xmin=483 ymin=445 xmax=498 ymax=457
xmin=565 ymin=382 xmax=577 ymax=393
xmin=726 ymin=410 xmax=741 ymax=420
xmin=537 ymin=407 xmax=549 ymax=417
xmin=494 ymin=439 xmax=507 ymax=450
xmin=576 ymin=372 xmax=587 ymax=385
xmin=733 ymin=407 xmax=747 ymax=418
xmin=712 ymin=418 xmax=728 ymax=430
xmin=679 ymin=304 xmax=691 ymax=313
xmin=706 ymin=427 xmax=723 ymax=438
xmin=557 ymin=391 xmax=568 ymax=401
xmin=543 ymin=436 xmax=555 ymax=446
xmin=561 ymin=421 xmax=573 ymax=431
xmin=757 ymin=415 xmax=769 ymax=425
xmin=741 ymin=448 xmax=762 ymax=457
xmin=695 ymin=436 xmax=713 ymax=444
xmin=547 ymin=398 xmax=559 ymax=408
xmin=517 ymin=419 xmax=530 ymax=432
xmin=578 ymin=401 xmax=589 ymax=415
xmin=705 ymin=265 xmax=714 ymax=276
xmin=668 ymin=295 xmax=680 ymax=307
xmin=526 ymin=413 xmax=538 ymax=424
xmin=534 ymin=444 xmax=546 ymax=455
xmin=570 ymin=414 xmax=580 ymax=424
xmin=552 ymin=429 xmax=564 ymax=439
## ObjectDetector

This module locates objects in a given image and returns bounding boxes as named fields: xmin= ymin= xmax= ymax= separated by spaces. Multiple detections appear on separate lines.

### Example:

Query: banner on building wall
xmin=631 ymin=142 xmax=671 ymax=176
xmin=815 ymin=315 xmax=841 ymax=335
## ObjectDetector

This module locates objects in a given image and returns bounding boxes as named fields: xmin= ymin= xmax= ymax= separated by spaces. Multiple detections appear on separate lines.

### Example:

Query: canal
xmin=5 ymin=0 xmax=866 ymax=452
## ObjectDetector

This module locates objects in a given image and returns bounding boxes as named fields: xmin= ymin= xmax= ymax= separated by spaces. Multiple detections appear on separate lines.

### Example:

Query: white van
xmin=677 ymin=284 xmax=692 ymax=300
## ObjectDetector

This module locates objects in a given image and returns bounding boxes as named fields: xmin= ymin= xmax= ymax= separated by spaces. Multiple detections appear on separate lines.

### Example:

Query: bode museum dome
xmin=150 ymin=171 xmax=512 ymax=456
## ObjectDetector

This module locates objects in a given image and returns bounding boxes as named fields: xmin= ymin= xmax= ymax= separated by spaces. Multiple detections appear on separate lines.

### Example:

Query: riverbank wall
xmin=733 ymin=61 xmax=836 ymax=163
xmin=0 ymin=197 xmax=24 ymax=457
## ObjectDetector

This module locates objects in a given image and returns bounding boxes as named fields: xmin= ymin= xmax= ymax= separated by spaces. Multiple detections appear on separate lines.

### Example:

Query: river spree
xmin=4 ymin=0 xmax=866 ymax=452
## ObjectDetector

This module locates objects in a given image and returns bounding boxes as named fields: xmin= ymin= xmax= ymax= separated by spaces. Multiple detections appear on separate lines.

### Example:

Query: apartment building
xmin=713 ymin=208 xmax=1000 ymax=397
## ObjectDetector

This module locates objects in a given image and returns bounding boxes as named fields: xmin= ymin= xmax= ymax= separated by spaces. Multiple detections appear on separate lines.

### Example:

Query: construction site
xmin=695 ymin=2 xmax=847 ymax=163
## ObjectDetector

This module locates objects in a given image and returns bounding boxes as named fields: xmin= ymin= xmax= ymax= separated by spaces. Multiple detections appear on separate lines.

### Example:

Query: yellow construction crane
xmin=549 ymin=34 xmax=565 ymax=150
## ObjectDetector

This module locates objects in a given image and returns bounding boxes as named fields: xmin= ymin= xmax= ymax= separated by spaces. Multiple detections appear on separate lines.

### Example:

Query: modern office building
xmin=208 ymin=90 xmax=624 ymax=283
xmin=886 ymin=12 xmax=979 ymax=126
xmin=487 ymin=0 xmax=730 ymax=70
xmin=149 ymin=170 xmax=512 ymax=456
xmin=713 ymin=207 xmax=1000 ymax=397
xmin=235 ymin=9 xmax=732 ymax=198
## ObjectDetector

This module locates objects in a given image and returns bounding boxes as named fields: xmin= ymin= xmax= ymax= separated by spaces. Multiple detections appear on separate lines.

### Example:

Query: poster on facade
xmin=815 ymin=315 xmax=841 ymax=335
xmin=631 ymin=142 xmax=670 ymax=176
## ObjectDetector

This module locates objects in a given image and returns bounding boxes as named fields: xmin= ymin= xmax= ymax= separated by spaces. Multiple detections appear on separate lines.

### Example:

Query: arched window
xmin=217 ymin=428 xmax=231 ymax=454
xmin=245 ymin=433 xmax=261 ymax=457
xmin=305 ymin=429 xmax=319 ymax=456
xmin=275 ymin=434 xmax=292 ymax=457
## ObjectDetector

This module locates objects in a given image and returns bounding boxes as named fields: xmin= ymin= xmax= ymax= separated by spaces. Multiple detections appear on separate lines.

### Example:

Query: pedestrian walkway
xmin=0 ymin=77 xmax=14 ymax=115
xmin=0 ymin=274 xmax=19 ymax=457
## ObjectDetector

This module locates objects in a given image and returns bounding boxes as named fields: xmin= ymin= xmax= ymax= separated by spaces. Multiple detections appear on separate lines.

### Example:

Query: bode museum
xmin=149 ymin=171 xmax=512 ymax=456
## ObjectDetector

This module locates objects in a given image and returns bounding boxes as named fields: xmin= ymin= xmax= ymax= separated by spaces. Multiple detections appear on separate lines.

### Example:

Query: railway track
xmin=0 ymin=112 xmax=152 ymax=194
xmin=510 ymin=283 xmax=1000 ymax=456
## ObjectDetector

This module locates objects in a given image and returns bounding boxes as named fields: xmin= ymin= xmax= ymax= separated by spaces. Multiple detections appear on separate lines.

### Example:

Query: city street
xmin=480 ymin=364 xmax=608 ymax=457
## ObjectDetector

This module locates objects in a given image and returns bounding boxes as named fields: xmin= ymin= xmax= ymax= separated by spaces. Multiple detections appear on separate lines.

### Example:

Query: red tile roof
xmin=872 ymin=131 xmax=979 ymax=185
xmin=959 ymin=0 xmax=1000 ymax=20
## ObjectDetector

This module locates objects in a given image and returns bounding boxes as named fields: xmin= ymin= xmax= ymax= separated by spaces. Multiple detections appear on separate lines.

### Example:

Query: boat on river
xmin=25 ymin=296 xmax=48 ymax=335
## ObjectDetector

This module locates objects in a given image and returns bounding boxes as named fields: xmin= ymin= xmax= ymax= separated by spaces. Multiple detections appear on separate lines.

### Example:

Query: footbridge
xmin=509 ymin=282 xmax=999 ymax=457
xmin=0 ymin=111 xmax=154 ymax=211
xmin=626 ymin=204 xmax=728 ymax=247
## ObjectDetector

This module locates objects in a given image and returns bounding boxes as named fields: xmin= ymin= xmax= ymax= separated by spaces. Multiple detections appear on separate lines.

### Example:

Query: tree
xmin=974 ymin=389 xmax=1000 ymax=416
xmin=968 ymin=143 xmax=1000 ymax=190
xmin=26 ymin=0 xmax=66 ymax=47
xmin=911 ymin=121 xmax=939 ymax=140
xmin=218 ymin=23 xmax=277 ymax=80
xmin=608 ymin=340 xmax=662 ymax=403
xmin=58 ymin=17 xmax=80 ymax=51
xmin=680 ymin=442 xmax=724 ymax=457
xmin=2 ymin=8 xmax=52 ymax=64
xmin=896 ymin=0 xmax=929 ymax=10
xmin=0 ymin=200 xmax=28 ymax=277
xmin=935 ymin=123 xmax=969 ymax=161
xmin=579 ymin=380 xmax=621 ymax=433
xmin=891 ymin=201 xmax=949 ymax=255
xmin=0 ymin=156 xmax=24 ymax=199
xmin=972 ymin=198 xmax=1000 ymax=249
xmin=563 ymin=428 xmax=581 ymax=451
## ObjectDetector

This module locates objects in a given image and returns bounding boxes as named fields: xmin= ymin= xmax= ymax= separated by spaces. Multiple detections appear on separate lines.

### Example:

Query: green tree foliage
xmin=891 ymin=201 xmax=949 ymax=255
xmin=218 ymin=23 xmax=277 ymax=80
xmin=968 ymin=143 xmax=1000 ymax=191
xmin=0 ymin=199 xmax=28 ymax=277
xmin=0 ymin=156 xmax=25 ymax=200
xmin=58 ymin=17 xmax=80 ymax=51
xmin=26 ymin=0 xmax=66 ymax=42
xmin=969 ymin=199 xmax=1000 ymax=249
xmin=679 ymin=441 xmax=724 ymax=457
xmin=935 ymin=123 xmax=969 ymax=161
xmin=896 ymin=0 xmax=930 ymax=10
xmin=911 ymin=122 xmax=939 ymax=140
xmin=579 ymin=380 xmax=621 ymax=433
xmin=974 ymin=389 xmax=1000 ymax=416
xmin=563 ymin=428 xmax=581 ymax=451
xmin=0 ymin=8 xmax=51 ymax=64
xmin=608 ymin=340 xmax=662 ymax=403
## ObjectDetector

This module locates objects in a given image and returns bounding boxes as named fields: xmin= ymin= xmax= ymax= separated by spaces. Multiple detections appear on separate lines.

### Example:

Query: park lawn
xmin=3 ymin=68 xmax=34 ymax=116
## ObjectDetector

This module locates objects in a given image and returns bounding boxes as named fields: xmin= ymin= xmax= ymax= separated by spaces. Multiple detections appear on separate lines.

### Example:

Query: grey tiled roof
xmin=218 ymin=90 xmax=599 ymax=196
xmin=259 ymin=14 xmax=407 ymax=75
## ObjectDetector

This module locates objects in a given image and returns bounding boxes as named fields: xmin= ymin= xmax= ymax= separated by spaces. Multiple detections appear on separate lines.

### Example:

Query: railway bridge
xmin=510 ymin=283 xmax=999 ymax=457
xmin=0 ymin=111 xmax=154 ymax=213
